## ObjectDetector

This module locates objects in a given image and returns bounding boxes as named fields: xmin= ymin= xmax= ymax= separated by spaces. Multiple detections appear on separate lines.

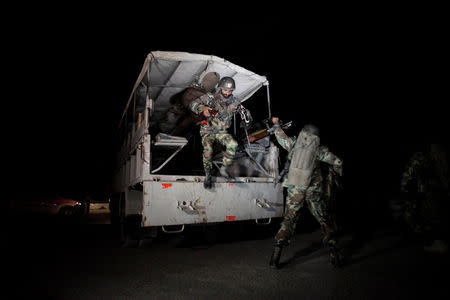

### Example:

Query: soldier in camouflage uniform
xmin=400 ymin=143 xmax=449 ymax=253
xmin=190 ymin=77 xmax=240 ymax=189
xmin=269 ymin=118 xmax=343 ymax=268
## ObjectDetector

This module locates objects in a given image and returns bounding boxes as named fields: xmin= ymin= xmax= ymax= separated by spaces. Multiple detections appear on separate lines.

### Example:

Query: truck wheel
xmin=120 ymin=215 xmax=142 ymax=248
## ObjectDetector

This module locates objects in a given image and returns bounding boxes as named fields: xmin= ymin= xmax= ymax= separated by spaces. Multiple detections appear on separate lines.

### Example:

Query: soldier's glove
xmin=201 ymin=106 xmax=210 ymax=117
xmin=331 ymin=157 xmax=343 ymax=176
xmin=266 ymin=124 xmax=280 ymax=135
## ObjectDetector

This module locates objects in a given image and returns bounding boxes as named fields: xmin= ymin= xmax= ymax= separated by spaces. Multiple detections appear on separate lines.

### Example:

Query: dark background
xmin=4 ymin=6 xmax=447 ymax=229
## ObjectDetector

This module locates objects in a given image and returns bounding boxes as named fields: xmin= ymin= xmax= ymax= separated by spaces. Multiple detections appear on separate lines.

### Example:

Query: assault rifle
xmin=202 ymin=103 xmax=251 ymax=124
xmin=248 ymin=119 xmax=293 ymax=143
xmin=200 ymin=107 xmax=220 ymax=126
xmin=274 ymin=156 xmax=291 ymax=186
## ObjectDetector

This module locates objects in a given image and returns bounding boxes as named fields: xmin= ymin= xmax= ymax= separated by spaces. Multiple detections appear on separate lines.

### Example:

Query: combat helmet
xmin=218 ymin=76 xmax=236 ymax=91
xmin=302 ymin=124 xmax=320 ymax=136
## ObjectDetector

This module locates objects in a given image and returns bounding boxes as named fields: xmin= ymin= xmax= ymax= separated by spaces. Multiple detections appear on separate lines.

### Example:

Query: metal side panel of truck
xmin=112 ymin=51 xmax=284 ymax=237
xmin=142 ymin=176 xmax=283 ymax=227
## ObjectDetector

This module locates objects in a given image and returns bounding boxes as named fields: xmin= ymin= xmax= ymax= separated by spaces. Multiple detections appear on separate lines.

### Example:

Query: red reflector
xmin=228 ymin=183 xmax=233 ymax=186
xmin=226 ymin=216 xmax=236 ymax=221
xmin=162 ymin=183 xmax=172 ymax=189
xmin=201 ymin=120 xmax=208 ymax=124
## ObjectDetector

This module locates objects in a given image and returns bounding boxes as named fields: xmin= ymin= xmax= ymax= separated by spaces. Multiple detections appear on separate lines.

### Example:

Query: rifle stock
xmin=248 ymin=121 xmax=292 ymax=143
xmin=248 ymin=129 xmax=269 ymax=143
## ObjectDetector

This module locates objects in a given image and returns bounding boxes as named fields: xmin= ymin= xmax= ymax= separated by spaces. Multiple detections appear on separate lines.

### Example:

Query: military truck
xmin=110 ymin=51 xmax=284 ymax=243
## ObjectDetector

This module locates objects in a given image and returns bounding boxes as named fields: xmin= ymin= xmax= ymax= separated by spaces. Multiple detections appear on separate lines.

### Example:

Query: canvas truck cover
xmin=119 ymin=51 xmax=269 ymax=130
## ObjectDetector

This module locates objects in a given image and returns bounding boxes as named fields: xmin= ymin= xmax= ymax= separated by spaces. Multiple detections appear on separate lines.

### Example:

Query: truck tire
xmin=120 ymin=215 xmax=142 ymax=248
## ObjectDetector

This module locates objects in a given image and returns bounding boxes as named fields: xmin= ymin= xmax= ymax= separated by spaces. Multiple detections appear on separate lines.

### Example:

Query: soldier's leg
xmin=403 ymin=194 xmax=428 ymax=245
xmin=275 ymin=186 xmax=306 ymax=244
xmin=217 ymin=133 xmax=238 ymax=178
xmin=306 ymin=191 xmax=333 ymax=244
xmin=201 ymin=133 xmax=214 ymax=172
xmin=306 ymin=191 xmax=342 ymax=266
xmin=270 ymin=186 xmax=306 ymax=269
xmin=201 ymin=133 xmax=214 ymax=188
xmin=217 ymin=133 xmax=238 ymax=165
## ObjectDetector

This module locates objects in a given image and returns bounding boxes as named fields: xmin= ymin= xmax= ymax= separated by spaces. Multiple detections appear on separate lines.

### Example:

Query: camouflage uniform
xmin=272 ymin=125 xmax=343 ymax=246
xmin=189 ymin=91 xmax=240 ymax=173
xmin=400 ymin=145 xmax=449 ymax=240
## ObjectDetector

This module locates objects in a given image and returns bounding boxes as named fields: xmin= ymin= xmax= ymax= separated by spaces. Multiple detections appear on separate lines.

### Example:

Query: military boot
xmin=204 ymin=172 xmax=213 ymax=189
xmin=269 ymin=243 xmax=283 ymax=269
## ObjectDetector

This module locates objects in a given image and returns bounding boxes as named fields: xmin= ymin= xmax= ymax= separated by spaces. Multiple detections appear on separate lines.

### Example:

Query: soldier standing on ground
xmin=268 ymin=117 xmax=343 ymax=268
xmin=400 ymin=143 xmax=449 ymax=253
xmin=189 ymin=76 xmax=241 ymax=189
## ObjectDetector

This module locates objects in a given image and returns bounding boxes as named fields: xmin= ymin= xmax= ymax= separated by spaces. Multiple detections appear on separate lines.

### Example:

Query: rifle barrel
xmin=249 ymin=129 xmax=267 ymax=138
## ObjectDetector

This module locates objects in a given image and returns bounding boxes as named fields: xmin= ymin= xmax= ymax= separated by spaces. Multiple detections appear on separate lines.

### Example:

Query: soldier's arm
xmin=225 ymin=98 xmax=240 ymax=115
xmin=317 ymin=146 xmax=343 ymax=175
xmin=216 ymin=98 xmax=240 ymax=123
xmin=273 ymin=125 xmax=295 ymax=152
xmin=189 ymin=94 xmax=209 ymax=115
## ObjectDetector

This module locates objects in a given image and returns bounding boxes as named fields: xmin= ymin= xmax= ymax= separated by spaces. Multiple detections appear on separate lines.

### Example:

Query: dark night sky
xmin=4 ymin=6 xmax=447 ymax=200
